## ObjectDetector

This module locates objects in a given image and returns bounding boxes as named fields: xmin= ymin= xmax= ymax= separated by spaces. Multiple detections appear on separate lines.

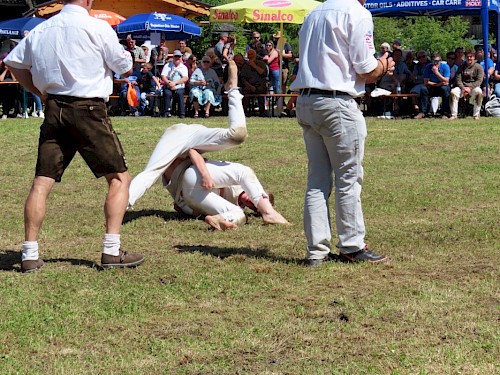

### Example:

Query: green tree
xmin=373 ymin=17 xmax=400 ymax=50
xmin=373 ymin=16 xmax=474 ymax=56
xmin=188 ymin=0 xmax=303 ymax=58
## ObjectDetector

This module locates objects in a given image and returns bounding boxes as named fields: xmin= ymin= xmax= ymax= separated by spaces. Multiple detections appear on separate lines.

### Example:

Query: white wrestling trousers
xmin=129 ymin=89 xmax=246 ymax=207
xmin=181 ymin=161 xmax=268 ymax=223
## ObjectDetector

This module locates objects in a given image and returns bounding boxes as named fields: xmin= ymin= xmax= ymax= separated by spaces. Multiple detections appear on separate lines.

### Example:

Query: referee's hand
xmin=380 ymin=52 xmax=395 ymax=76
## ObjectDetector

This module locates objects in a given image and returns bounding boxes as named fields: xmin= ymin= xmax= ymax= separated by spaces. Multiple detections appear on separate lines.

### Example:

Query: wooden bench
xmin=108 ymin=92 xmax=299 ymax=117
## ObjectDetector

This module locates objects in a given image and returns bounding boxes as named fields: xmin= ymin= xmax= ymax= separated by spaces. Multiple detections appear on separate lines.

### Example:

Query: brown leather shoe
xmin=101 ymin=249 xmax=145 ymax=269
xmin=21 ymin=258 xmax=44 ymax=273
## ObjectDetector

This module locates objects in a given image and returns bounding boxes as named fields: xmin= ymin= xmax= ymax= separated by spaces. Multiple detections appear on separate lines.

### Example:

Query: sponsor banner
xmin=363 ymin=0 xmax=487 ymax=11
xmin=211 ymin=9 xmax=302 ymax=22
xmin=0 ymin=29 xmax=20 ymax=36
xmin=147 ymin=23 xmax=182 ymax=31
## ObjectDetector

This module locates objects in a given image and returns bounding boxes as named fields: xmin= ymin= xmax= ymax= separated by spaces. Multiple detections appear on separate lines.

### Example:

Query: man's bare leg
xmin=104 ymin=171 xmax=131 ymax=234
xmin=257 ymin=197 xmax=290 ymax=225
xmin=24 ymin=176 xmax=55 ymax=241
xmin=102 ymin=171 xmax=144 ymax=268
xmin=21 ymin=176 xmax=55 ymax=272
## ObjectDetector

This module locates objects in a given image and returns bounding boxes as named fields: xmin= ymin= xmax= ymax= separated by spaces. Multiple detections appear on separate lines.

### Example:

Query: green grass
xmin=0 ymin=115 xmax=498 ymax=374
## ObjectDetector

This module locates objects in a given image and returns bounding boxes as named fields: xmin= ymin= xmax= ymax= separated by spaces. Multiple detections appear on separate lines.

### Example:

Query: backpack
xmin=484 ymin=94 xmax=500 ymax=117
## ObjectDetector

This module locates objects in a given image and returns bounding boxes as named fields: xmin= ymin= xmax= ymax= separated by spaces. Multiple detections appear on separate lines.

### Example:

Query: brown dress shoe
xmin=21 ymin=258 xmax=44 ymax=273
xmin=101 ymin=249 xmax=145 ymax=269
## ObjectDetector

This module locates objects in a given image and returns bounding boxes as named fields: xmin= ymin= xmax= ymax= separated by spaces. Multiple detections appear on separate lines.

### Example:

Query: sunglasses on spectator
xmin=417 ymin=55 xmax=426 ymax=58
xmin=253 ymin=36 xmax=260 ymax=39
xmin=447 ymin=56 xmax=456 ymax=60
xmin=266 ymin=44 xmax=273 ymax=46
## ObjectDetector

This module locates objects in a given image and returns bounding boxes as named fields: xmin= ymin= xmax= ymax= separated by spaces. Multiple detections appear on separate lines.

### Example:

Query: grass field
xmin=0 ymin=114 xmax=498 ymax=374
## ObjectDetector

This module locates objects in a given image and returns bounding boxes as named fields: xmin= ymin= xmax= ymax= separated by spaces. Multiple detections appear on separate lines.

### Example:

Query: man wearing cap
xmin=161 ymin=49 xmax=189 ymax=118
xmin=273 ymin=31 xmax=293 ymax=92
xmin=4 ymin=0 xmax=145 ymax=272
xmin=291 ymin=0 xmax=394 ymax=266
xmin=392 ymin=39 xmax=402 ymax=52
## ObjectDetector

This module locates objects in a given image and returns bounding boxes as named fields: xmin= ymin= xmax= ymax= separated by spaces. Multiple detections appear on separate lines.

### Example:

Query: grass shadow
xmin=0 ymin=249 xmax=102 ymax=272
xmin=0 ymin=250 xmax=21 ymax=271
xmin=44 ymin=258 xmax=101 ymax=270
xmin=123 ymin=209 xmax=180 ymax=224
xmin=174 ymin=244 xmax=304 ymax=265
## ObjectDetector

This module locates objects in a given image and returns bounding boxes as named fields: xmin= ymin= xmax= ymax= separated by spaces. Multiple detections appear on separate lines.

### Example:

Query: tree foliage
xmin=188 ymin=0 xmax=303 ymax=58
xmin=190 ymin=2 xmax=475 ymax=60
xmin=373 ymin=16 xmax=474 ymax=56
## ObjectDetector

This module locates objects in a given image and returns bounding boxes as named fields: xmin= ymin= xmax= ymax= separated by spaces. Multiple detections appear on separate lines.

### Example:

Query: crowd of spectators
xmin=368 ymin=39 xmax=497 ymax=120
xmin=2 ymin=32 xmax=498 ymax=120
xmin=1 ymin=30 xmax=299 ymax=120
xmin=107 ymin=32 xmax=298 ymax=118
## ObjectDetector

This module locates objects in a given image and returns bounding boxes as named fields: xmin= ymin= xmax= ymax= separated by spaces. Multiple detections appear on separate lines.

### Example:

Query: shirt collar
xmin=61 ymin=4 xmax=90 ymax=16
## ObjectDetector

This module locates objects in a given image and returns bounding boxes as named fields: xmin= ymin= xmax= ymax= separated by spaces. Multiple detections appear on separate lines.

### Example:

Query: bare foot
xmin=205 ymin=214 xmax=238 ymax=231
xmin=257 ymin=196 xmax=290 ymax=225
xmin=262 ymin=211 xmax=291 ymax=226
xmin=224 ymin=59 xmax=238 ymax=91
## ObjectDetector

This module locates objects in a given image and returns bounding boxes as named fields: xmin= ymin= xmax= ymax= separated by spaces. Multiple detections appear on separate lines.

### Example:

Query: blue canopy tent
xmin=364 ymin=0 xmax=500 ymax=95
xmin=0 ymin=17 xmax=45 ymax=38
xmin=115 ymin=13 xmax=201 ymax=41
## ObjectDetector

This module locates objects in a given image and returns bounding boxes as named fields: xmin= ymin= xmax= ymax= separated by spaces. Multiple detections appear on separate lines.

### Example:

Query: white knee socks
xmin=21 ymin=241 xmax=39 ymax=261
xmin=102 ymin=234 xmax=120 ymax=256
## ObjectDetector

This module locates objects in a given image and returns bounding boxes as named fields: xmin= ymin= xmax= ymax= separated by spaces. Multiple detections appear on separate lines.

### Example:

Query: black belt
xmin=48 ymin=94 xmax=104 ymax=103
xmin=299 ymin=88 xmax=351 ymax=97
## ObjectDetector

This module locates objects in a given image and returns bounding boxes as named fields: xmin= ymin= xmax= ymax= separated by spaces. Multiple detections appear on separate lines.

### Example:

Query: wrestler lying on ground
xmin=162 ymin=148 xmax=289 ymax=231
xmin=128 ymin=59 xmax=289 ymax=230
xmin=129 ymin=60 xmax=246 ymax=208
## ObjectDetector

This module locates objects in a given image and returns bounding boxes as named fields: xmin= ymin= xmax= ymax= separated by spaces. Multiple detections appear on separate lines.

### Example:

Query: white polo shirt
xmin=161 ymin=62 xmax=188 ymax=89
xmin=4 ymin=4 xmax=132 ymax=100
xmin=290 ymin=0 xmax=378 ymax=97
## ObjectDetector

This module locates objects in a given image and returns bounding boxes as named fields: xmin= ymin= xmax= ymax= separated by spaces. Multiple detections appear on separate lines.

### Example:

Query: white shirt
xmin=4 ymin=5 xmax=132 ymax=100
xmin=161 ymin=62 xmax=188 ymax=89
xmin=290 ymin=0 xmax=378 ymax=97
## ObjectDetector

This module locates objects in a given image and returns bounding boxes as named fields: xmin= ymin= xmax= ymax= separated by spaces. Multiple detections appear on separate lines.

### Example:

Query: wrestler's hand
xmin=201 ymin=174 xmax=215 ymax=190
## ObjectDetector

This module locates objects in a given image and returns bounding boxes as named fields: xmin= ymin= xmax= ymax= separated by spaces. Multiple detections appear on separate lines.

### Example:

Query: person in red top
xmin=263 ymin=40 xmax=281 ymax=93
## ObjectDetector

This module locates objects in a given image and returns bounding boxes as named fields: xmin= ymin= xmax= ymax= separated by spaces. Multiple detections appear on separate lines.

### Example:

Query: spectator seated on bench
xmin=448 ymin=49 xmax=484 ymax=120
xmin=114 ymin=70 xmax=143 ymax=116
xmin=161 ymin=50 xmax=189 ymax=118
xmin=138 ymin=63 xmax=162 ymax=116
xmin=188 ymin=56 xmax=221 ymax=118
xmin=414 ymin=54 xmax=450 ymax=119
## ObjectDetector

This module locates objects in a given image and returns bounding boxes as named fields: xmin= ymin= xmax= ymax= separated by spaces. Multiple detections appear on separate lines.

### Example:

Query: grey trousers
xmin=296 ymin=93 xmax=367 ymax=259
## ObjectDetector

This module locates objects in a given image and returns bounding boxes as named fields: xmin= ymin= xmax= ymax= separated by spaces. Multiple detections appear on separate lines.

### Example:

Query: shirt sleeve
xmin=349 ymin=15 xmax=378 ymax=75
xmin=3 ymin=36 xmax=31 ymax=69
xmin=101 ymin=26 xmax=132 ymax=75
xmin=441 ymin=64 xmax=450 ymax=78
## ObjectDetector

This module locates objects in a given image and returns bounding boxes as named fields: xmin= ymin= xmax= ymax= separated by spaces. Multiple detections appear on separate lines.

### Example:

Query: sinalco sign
xmin=211 ymin=0 xmax=298 ymax=22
